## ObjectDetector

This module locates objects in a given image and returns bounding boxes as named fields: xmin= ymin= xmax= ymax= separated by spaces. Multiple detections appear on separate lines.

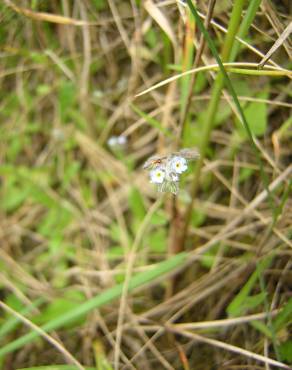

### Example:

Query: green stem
xmin=181 ymin=0 xmax=246 ymax=240
xmin=226 ymin=68 xmax=288 ymax=76
xmin=229 ymin=0 xmax=262 ymax=62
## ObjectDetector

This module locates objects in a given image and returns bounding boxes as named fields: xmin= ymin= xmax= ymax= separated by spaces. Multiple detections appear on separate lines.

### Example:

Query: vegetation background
xmin=0 ymin=0 xmax=291 ymax=369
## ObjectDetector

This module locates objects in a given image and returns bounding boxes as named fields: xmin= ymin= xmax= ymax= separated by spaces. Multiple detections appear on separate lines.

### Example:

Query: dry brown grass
xmin=0 ymin=1 xmax=291 ymax=369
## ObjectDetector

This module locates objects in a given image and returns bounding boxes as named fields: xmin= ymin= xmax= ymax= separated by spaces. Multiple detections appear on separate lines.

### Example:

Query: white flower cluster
xmin=143 ymin=148 xmax=200 ymax=195
xmin=146 ymin=155 xmax=188 ymax=195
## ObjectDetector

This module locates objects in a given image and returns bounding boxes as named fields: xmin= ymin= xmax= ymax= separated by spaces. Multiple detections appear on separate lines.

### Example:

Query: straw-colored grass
xmin=0 ymin=1 xmax=291 ymax=369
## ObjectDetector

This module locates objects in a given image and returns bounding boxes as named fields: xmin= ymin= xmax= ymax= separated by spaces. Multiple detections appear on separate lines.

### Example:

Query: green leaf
xmin=241 ymin=292 xmax=267 ymax=312
xmin=36 ymin=84 xmax=51 ymax=96
xmin=237 ymin=92 xmax=268 ymax=137
xmin=34 ymin=291 xmax=86 ymax=328
xmin=145 ymin=28 xmax=158 ymax=50
xmin=62 ymin=161 xmax=81 ymax=189
xmin=131 ymin=104 xmax=173 ymax=138
xmin=58 ymin=82 xmax=76 ymax=122
xmin=67 ymin=109 xmax=88 ymax=131
xmin=227 ymin=255 xmax=274 ymax=317
xmin=129 ymin=187 xmax=146 ymax=221
xmin=191 ymin=209 xmax=206 ymax=227
xmin=182 ymin=120 xmax=201 ymax=148
xmin=109 ymin=222 xmax=130 ymax=245
xmin=279 ymin=340 xmax=292 ymax=363
xmin=38 ymin=207 xmax=72 ymax=238
xmin=193 ymin=72 xmax=207 ymax=94
xmin=1 ymin=182 xmax=30 ymax=212
xmin=129 ymin=187 xmax=146 ymax=232
xmin=92 ymin=0 xmax=107 ymax=10
xmin=200 ymin=243 xmax=221 ymax=269
xmin=251 ymin=320 xmax=272 ymax=338
xmin=274 ymin=298 xmax=292 ymax=331
xmin=238 ymin=167 xmax=254 ymax=183
xmin=149 ymin=210 xmax=168 ymax=226
xmin=0 ymin=298 xmax=44 ymax=342
xmin=106 ymin=246 xmax=124 ymax=260
xmin=229 ymin=0 xmax=262 ymax=62
xmin=147 ymin=229 xmax=167 ymax=253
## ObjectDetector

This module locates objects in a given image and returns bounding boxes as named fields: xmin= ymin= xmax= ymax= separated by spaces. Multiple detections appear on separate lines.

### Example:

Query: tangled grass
xmin=0 ymin=0 xmax=291 ymax=369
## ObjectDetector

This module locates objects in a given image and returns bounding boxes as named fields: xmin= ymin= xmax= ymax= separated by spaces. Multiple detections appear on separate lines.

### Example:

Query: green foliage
xmin=251 ymin=320 xmax=273 ymax=338
xmin=129 ymin=187 xmax=146 ymax=232
xmin=191 ymin=208 xmax=206 ymax=228
xmin=193 ymin=72 xmax=207 ymax=94
xmin=145 ymin=28 xmax=158 ymax=51
xmin=92 ymin=0 xmax=107 ymax=11
xmin=58 ymin=82 xmax=77 ymax=123
xmin=278 ymin=340 xmax=292 ymax=363
xmin=200 ymin=243 xmax=220 ymax=269
xmin=227 ymin=255 xmax=274 ymax=317
xmin=93 ymin=340 xmax=114 ymax=370
xmin=236 ymin=92 xmax=268 ymax=137
xmin=34 ymin=290 xmax=86 ymax=328
xmin=238 ymin=167 xmax=254 ymax=183
xmin=149 ymin=210 xmax=168 ymax=226
xmin=274 ymin=298 xmax=292 ymax=331
xmin=0 ymin=297 xmax=44 ymax=342
xmin=147 ymin=229 xmax=167 ymax=253
xmin=0 ymin=253 xmax=187 ymax=358
xmin=131 ymin=104 xmax=173 ymax=137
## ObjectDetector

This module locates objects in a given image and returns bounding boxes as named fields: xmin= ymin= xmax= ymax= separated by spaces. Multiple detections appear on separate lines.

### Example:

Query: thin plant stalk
xmin=182 ymin=3 xmax=279 ymax=244
xmin=178 ymin=0 xmax=216 ymax=141
xmin=179 ymin=4 xmax=196 ymax=126
xmin=229 ymin=0 xmax=262 ymax=62
xmin=166 ymin=0 xmax=216 ymax=299
xmin=180 ymin=0 xmax=246 ymax=242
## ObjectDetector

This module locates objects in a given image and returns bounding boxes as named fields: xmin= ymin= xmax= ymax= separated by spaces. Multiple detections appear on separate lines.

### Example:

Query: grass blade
xmin=0 ymin=298 xmax=44 ymax=341
xmin=186 ymin=0 xmax=274 ymax=205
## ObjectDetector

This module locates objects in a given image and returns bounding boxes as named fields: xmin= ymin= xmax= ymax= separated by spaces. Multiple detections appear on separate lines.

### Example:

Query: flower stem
xmin=180 ymin=0 xmax=246 ymax=244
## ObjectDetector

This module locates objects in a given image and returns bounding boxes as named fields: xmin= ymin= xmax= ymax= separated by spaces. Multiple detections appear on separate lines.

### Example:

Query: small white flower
xmin=149 ymin=168 xmax=165 ymax=184
xmin=107 ymin=136 xmax=118 ymax=147
xmin=170 ymin=156 xmax=188 ymax=174
xmin=107 ymin=135 xmax=127 ymax=147
xmin=117 ymin=135 xmax=127 ymax=145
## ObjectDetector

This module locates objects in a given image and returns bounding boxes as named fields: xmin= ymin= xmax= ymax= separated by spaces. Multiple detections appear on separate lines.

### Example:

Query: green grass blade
xmin=227 ymin=255 xmax=274 ymax=317
xmin=180 ymin=8 xmax=195 ymax=118
xmin=229 ymin=0 xmax=262 ymax=62
xmin=274 ymin=298 xmax=292 ymax=331
xmin=180 ymin=0 xmax=246 ymax=242
xmin=130 ymin=103 xmax=173 ymax=138
xmin=186 ymin=0 xmax=275 ymax=212
xmin=0 ymin=252 xmax=187 ymax=358
xmin=0 ymin=298 xmax=44 ymax=341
